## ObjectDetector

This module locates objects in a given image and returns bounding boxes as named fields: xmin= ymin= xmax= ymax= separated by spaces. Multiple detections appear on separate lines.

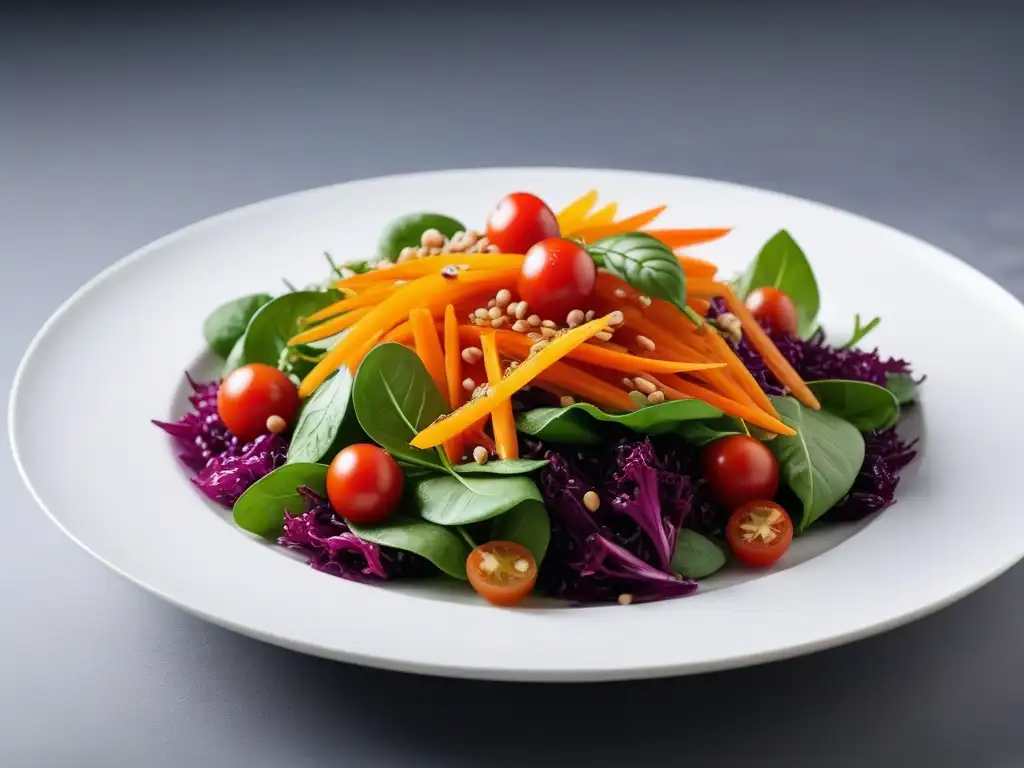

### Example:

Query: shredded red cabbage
xmin=828 ymin=427 xmax=918 ymax=521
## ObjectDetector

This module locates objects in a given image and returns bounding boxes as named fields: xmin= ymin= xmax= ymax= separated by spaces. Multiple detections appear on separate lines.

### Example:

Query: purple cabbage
xmin=191 ymin=433 xmax=288 ymax=507
xmin=829 ymin=427 xmax=918 ymax=521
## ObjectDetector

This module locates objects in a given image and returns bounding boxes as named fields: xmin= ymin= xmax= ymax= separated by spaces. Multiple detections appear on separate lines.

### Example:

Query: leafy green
xmin=840 ymin=314 xmax=881 ymax=349
xmin=807 ymin=379 xmax=900 ymax=431
xmin=886 ymin=373 xmax=919 ymax=405
xmin=675 ymin=416 xmax=745 ymax=446
xmin=239 ymin=290 xmax=342 ymax=368
xmin=670 ymin=530 xmax=727 ymax=579
xmin=287 ymin=370 xmax=354 ymax=465
xmin=767 ymin=396 xmax=865 ymax=532
xmin=375 ymin=212 xmax=466 ymax=263
xmin=348 ymin=516 xmax=470 ymax=580
xmin=735 ymin=230 xmax=820 ymax=338
xmin=587 ymin=233 xmax=688 ymax=312
xmin=223 ymin=335 xmax=246 ymax=376
xmin=203 ymin=293 xmax=274 ymax=359
xmin=516 ymin=399 xmax=722 ymax=444
xmin=411 ymin=474 xmax=543 ymax=526
xmin=233 ymin=462 xmax=328 ymax=539
xmin=452 ymin=458 xmax=550 ymax=475
xmin=489 ymin=500 xmax=551 ymax=565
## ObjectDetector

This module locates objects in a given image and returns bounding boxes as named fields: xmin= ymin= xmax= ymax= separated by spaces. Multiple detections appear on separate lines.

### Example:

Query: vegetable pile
xmin=155 ymin=189 xmax=921 ymax=607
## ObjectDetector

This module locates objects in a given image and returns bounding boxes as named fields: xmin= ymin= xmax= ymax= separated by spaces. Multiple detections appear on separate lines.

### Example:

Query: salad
xmin=155 ymin=190 xmax=921 ymax=607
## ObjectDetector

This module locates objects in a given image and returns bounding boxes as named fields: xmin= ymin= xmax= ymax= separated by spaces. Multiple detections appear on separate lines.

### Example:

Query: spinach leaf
xmin=240 ymin=290 xmax=342 ymax=368
xmin=203 ymin=293 xmax=274 ymax=359
xmin=411 ymin=474 xmax=543 ymax=526
xmin=840 ymin=314 xmax=881 ymax=349
xmin=670 ymin=529 xmax=727 ymax=579
xmin=490 ymin=499 xmax=551 ymax=565
xmin=287 ymin=370 xmax=354 ymax=464
xmin=767 ymin=396 xmax=864 ymax=532
xmin=735 ymin=230 xmax=820 ymax=338
xmin=516 ymin=399 xmax=722 ymax=444
xmin=452 ymin=458 xmax=550 ymax=475
xmin=587 ymin=233 xmax=688 ymax=312
xmin=352 ymin=342 xmax=449 ymax=470
xmin=223 ymin=334 xmax=246 ymax=376
xmin=375 ymin=212 xmax=466 ymax=263
xmin=675 ymin=415 xmax=745 ymax=446
xmin=807 ymin=379 xmax=900 ymax=431
xmin=886 ymin=373 xmax=919 ymax=405
xmin=233 ymin=462 xmax=328 ymax=539
xmin=348 ymin=516 xmax=470 ymax=580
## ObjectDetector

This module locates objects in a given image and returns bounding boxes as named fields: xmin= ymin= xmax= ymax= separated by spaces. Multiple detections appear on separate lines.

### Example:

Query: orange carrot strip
xmin=702 ymin=326 xmax=778 ymax=415
xmin=410 ymin=308 xmax=448 ymax=400
xmin=343 ymin=329 xmax=384 ymax=374
xmin=532 ymin=362 xmax=638 ymax=412
xmin=583 ymin=202 xmax=618 ymax=227
xmin=683 ymin=277 xmax=719 ymax=297
xmin=571 ymin=206 xmax=668 ymax=242
xmin=556 ymin=189 xmax=599 ymax=233
xmin=718 ymin=284 xmax=821 ymax=410
xmin=687 ymin=298 xmax=711 ymax=315
xmin=442 ymin=305 xmax=465 ymax=463
xmin=653 ymin=373 xmax=795 ymax=436
xmin=645 ymin=228 xmax=732 ymax=250
xmin=304 ymin=283 xmax=394 ymax=325
xmin=288 ymin=305 xmax=374 ymax=346
xmin=677 ymin=254 xmax=720 ymax=279
xmin=383 ymin=321 xmax=413 ymax=344
xmin=334 ymin=253 xmax=526 ymax=290
xmin=480 ymin=333 xmax=519 ymax=460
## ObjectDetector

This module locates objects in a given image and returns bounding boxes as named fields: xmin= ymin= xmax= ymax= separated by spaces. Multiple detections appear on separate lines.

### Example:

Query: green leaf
xmin=735 ymin=230 xmax=820 ymax=338
xmin=452 ymin=458 xmax=550 ymax=475
xmin=516 ymin=399 xmax=722 ymax=444
xmin=375 ymin=212 xmax=466 ymax=263
xmin=411 ymin=474 xmax=543 ymax=526
xmin=223 ymin=334 xmax=246 ymax=376
xmin=767 ymin=396 xmax=865 ymax=532
xmin=807 ymin=379 xmax=900 ymax=432
xmin=886 ymin=373 xmax=919 ymax=405
xmin=670 ymin=529 xmax=727 ymax=579
xmin=203 ymin=293 xmax=274 ymax=359
xmin=352 ymin=342 xmax=449 ymax=470
xmin=287 ymin=370 xmax=354 ymax=464
xmin=490 ymin=499 xmax=551 ymax=565
xmin=587 ymin=233 xmax=688 ymax=312
xmin=675 ymin=416 xmax=745 ymax=447
xmin=240 ymin=290 xmax=342 ymax=368
xmin=232 ymin=462 xmax=328 ymax=539
xmin=348 ymin=516 xmax=470 ymax=580
xmin=840 ymin=314 xmax=881 ymax=349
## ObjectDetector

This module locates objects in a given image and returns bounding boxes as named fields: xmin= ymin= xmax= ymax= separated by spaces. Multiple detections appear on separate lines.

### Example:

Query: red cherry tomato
xmin=745 ymin=286 xmax=798 ymax=336
xmin=485 ymin=192 xmax=561 ymax=255
xmin=517 ymin=237 xmax=597 ymax=321
xmin=726 ymin=500 xmax=793 ymax=567
xmin=217 ymin=363 xmax=300 ymax=443
xmin=326 ymin=444 xmax=404 ymax=525
xmin=701 ymin=435 xmax=779 ymax=510
xmin=466 ymin=541 xmax=538 ymax=606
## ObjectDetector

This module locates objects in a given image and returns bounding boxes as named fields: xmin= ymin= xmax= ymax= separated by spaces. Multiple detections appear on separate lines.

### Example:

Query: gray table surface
xmin=3 ymin=4 xmax=1022 ymax=766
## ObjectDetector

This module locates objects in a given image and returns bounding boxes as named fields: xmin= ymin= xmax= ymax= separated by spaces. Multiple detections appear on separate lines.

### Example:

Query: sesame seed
xmin=541 ymin=326 xmax=556 ymax=339
xmin=515 ymin=302 xmax=529 ymax=320
xmin=488 ymin=306 xmax=503 ymax=320
xmin=527 ymin=332 xmax=543 ymax=341
xmin=541 ymin=319 xmax=557 ymax=329
xmin=647 ymin=390 xmax=666 ymax=405
xmin=585 ymin=310 xmax=595 ymax=322
xmin=636 ymin=334 xmax=656 ymax=352
xmin=474 ymin=308 xmax=489 ymax=320
xmin=398 ymin=246 xmax=417 ymax=262
xmin=507 ymin=301 xmax=519 ymax=316
xmin=622 ymin=377 xmax=635 ymax=389
xmin=495 ymin=289 xmax=512 ymax=307
xmin=420 ymin=228 xmax=446 ymax=249
xmin=487 ymin=299 xmax=497 ymax=309
xmin=633 ymin=376 xmax=657 ymax=395
xmin=618 ymin=593 xmax=634 ymax=606
xmin=566 ymin=309 xmax=585 ymax=328
xmin=266 ymin=415 xmax=287 ymax=434
xmin=428 ymin=247 xmax=443 ymax=255
xmin=582 ymin=490 xmax=601 ymax=512
xmin=462 ymin=378 xmax=476 ymax=392
xmin=530 ymin=340 xmax=549 ymax=353
xmin=628 ymin=390 xmax=648 ymax=407
xmin=486 ymin=244 xmax=501 ymax=253
xmin=490 ymin=317 xmax=506 ymax=328
xmin=594 ymin=331 xmax=613 ymax=342
xmin=527 ymin=314 xmax=543 ymax=327
xmin=512 ymin=319 xmax=530 ymax=333
xmin=461 ymin=346 xmax=482 ymax=364
xmin=560 ymin=395 xmax=576 ymax=407
xmin=638 ymin=295 xmax=652 ymax=307
xmin=614 ymin=288 xmax=627 ymax=298
xmin=473 ymin=446 xmax=489 ymax=465
xmin=607 ymin=311 xmax=624 ymax=327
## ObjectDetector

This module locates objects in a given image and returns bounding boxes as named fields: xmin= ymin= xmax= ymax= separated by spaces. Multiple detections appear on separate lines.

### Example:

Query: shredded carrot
xmin=701 ymin=326 xmax=779 ymax=415
xmin=343 ymin=329 xmax=384 ymax=374
xmin=556 ymin=189 xmax=599 ymax=233
xmin=288 ymin=305 xmax=374 ymax=346
xmin=683 ymin=277 xmax=719 ymax=297
xmin=653 ymin=373 xmax=795 ymax=436
xmin=571 ymin=206 xmax=668 ymax=242
xmin=441 ymin=305 xmax=464 ymax=463
xmin=687 ymin=298 xmax=711 ymax=315
xmin=677 ymin=254 xmax=720 ymax=279
xmin=410 ymin=308 xmax=448 ymax=400
xmin=303 ymin=282 xmax=394 ymax=325
xmin=583 ymin=202 xmax=618 ymax=227
xmin=532 ymin=361 xmax=638 ymax=412
xmin=383 ymin=321 xmax=413 ymax=345
xmin=480 ymin=333 xmax=519 ymax=460
xmin=333 ymin=253 xmax=526 ymax=290
xmin=645 ymin=228 xmax=732 ymax=250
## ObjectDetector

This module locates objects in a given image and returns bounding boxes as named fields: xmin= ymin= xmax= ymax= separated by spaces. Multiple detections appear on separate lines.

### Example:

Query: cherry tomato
xmin=745 ymin=286 xmax=798 ymax=336
xmin=326 ymin=444 xmax=404 ymax=525
xmin=485 ymin=192 xmax=561 ymax=255
xmin=466 ymin=541 xmax=538 ymax=607
xmin=701 ymin=434 xmax=779 ymax=510
xmin=726 ymin=500 xmax=793 ymax=567
xmin=217 ymin=363 xmax=300 ymax=443
xmin=517 ymin=237 xmax=597 ymax=320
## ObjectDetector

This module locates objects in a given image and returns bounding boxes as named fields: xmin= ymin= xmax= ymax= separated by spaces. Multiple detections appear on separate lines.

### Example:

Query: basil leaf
xmin=807 ymin=379 xmax=900 ymax=432
xmin=348 ymin=516 xmax=470 ymax=580
xmin=233 ymin=462 xmax=328 ymax=539
xmin=240 ymin=290 xmax=342 ymax=367
xmin=675 ymin=416 xmax=745 ymax=447
xmin=287 ymin=370 xmax=354 ymax=464
xmin=411 ymin=474 xmax=543 ymax=526
xmin=670 ymin=529 xmax=727 ymax=579
xmin=517 ymin=399 xmax=722 ymax=444
xmin=203 ymin=293 xmax=274 ymax=359
xmin=587 ymin=233 xmax=688 ymax=311
xmin=767 ymin=396 xmax=865 ymax=532
xmin=735 ymin=230 xmax=820 ymax=338
xmin=375 ymin=212 xmax=466 ymax=263
xmin=352 ymin=342 xmax=449 ymax=470
xmin=452 ymin=458 xmax=550 ymax=475
xmin=886 ymin=373 xmax=919 ymax=405
xmin=490 ymin=499 xmax=551 ymax=565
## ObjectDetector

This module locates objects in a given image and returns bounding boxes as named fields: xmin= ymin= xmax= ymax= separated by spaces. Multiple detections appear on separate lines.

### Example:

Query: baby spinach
xmin=840 ymin=314 xmax=881 ymax=349
xmin=233 ymin=462 xmax=328 ymax=539
xmin=375 ymin=212 xmax=466 ymax=263
xmin=675 ymin=415 xmax=746 ymax=446
xmin=452 ymin=458 xmax=550 ymax=475
xmin=240 ymin=289 xmax=342 ymax=368
xmin=516 ymin=399 xmax=723 ymax=444
xmin=886 ymin=373 xmax=919 ymax=405
xmin=411 ymin=474 xmax=543 ymax=526
xmin=767 ymin=396 xmax=864 ymax=532
xmin=735 ymin=229 xmax=820 ymax=338
xmin=670 ymin=529 xmax=727 ymax=579
xmin=348 ymin=516 xmax=470 ymax=580
xmin=587 ymin=233 xmax=688 ymax=312
xmin=352 ymin=342 xmax=449 ymax=470
xmin=807 ymin=379 xmax=900 ymax=432
xmin=490 ymin=499 xmax=551 ymax=565
xmin=203 ymin=293 xmax=274 ymax=359
xmin=287 ymin=369 xmax=354 ymax=465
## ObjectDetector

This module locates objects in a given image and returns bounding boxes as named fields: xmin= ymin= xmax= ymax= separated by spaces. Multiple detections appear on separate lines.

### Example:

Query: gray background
xmin=2 ymin=4 xmax=1022 ymax=766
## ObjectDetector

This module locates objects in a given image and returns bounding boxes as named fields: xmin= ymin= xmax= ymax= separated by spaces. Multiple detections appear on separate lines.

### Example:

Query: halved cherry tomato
xmin=745 ymin=286 xmax=798 ymax=336
xmin=701 ymin=434 xmax=779 ymax=510
xmin=326 ymin=444 xmax=404 ymax=525
xmin=466 ymin=541 xmax=538 ymax=606
xmin=726 ymin=500 xmax=793 ymax=567
xmin=485 ymin=192 xmax=561 ymax=255
xmin=517 ymin=237 xmax=597 ymax=321
xmin=217 ymin=363 xmax=300 ymax=443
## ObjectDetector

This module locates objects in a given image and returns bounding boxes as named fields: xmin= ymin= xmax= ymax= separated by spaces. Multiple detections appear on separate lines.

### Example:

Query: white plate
xmin=9 ymin=168 xmax=1023 ymax=682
